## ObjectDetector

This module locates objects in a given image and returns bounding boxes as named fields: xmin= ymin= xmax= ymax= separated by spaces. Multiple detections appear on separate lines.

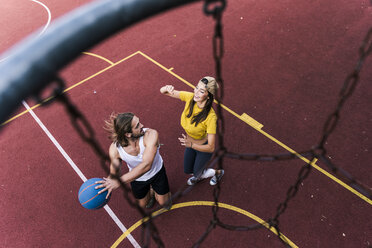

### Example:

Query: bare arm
xmin=109 ymin=144 xmax=122 ymax=178
xmin=193 ymin=133 xmax=216 ymax=153
xmin=178 ymin=133 xmax=216 ymax=153
xmin=96 ymin=131 xmax=159 ymax=198
xmin=121 ymin=129 xmax=159 ymax=183
xmin=160 ymin=85 xmax=181 ymax=99
xmin=95 ymin=143 xmax=123 ymax=198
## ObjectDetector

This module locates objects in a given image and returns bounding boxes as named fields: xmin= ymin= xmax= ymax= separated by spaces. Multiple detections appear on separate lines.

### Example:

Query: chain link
xmin=193 ymin=1 xmax=227 ymax=247
xmin=197 ymin=1 xmax=372 ymax=246
xmin=41 ymin=81 xmax=165 ymax=248
xmin=35 ymin=3 xmax=372 ymax=246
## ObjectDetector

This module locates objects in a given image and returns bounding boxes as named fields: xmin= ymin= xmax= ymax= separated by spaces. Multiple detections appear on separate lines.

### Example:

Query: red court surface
xmin=1 ymin=0 xmax=371 ymax=247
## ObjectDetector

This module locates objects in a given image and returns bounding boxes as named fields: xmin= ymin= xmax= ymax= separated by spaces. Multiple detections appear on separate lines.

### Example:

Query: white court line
xmin=22 ymin=100 xmax=141 ymax=248
xmin=0 ymin=0 xmax=52 ymax=63
xmin=30 ymin=0 xmax=52 ymax=36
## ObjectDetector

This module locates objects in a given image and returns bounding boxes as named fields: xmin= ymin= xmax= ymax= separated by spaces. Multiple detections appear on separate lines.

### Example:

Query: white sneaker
xmin=210 ymin=170 xmax=224 ymax=186
xmin=187 ymin=176 xmax=200 ymax=185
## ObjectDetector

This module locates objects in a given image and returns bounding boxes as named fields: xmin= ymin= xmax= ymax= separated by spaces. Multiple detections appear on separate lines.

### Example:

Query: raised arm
xmin=160 ymin=85 xmax=181 ymax=99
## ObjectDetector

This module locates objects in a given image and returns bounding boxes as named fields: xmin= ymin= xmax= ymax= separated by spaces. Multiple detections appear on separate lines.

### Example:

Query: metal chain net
xmin=33 ymin=0 xmax=372 ymax=247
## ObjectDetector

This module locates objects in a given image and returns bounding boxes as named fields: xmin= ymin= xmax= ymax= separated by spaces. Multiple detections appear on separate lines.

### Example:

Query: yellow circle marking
xmin=82 ymin=52 xmax=114 ymax=65
xmin=111 ymin=201 xmax=298 ymax=248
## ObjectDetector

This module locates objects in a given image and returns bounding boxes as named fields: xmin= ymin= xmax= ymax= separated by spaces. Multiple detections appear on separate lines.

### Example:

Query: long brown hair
xmin=104 ymin=112 xmax=134 ymax=147
xmin=187 ymin=91 xmax=214 ymax=126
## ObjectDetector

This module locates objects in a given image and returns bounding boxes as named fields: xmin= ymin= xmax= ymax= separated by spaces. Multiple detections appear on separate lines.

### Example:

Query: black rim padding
xmin=0 ymin=0 xmax=198 ymax=125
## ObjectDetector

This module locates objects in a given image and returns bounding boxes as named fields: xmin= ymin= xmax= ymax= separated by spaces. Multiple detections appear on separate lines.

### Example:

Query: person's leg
xmin=155 ymin=192 xmax=172 ymax=210
xmin=183 ymin=147 xmax=196 ymax=175
xmin=184 ymin=147 xmax=200 ymax=185
xmin=130 ymin=180 xmax=151 ymax=208
xmin=137 ymin=191 xmax=152 ymax=208
xmin=193 ymin=152 xmax=224 ymax=185
xmin=193 ymin=151 xmax=213 ymax=178
xmin=145 ymin=187 xmax=156 ymax=209
xmin=151 ymin=166 xmax=172 ymax=209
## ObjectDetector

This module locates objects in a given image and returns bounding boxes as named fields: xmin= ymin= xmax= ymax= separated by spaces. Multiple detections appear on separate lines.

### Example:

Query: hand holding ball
xmin=78 ymin=178 xmax=110 ymax=210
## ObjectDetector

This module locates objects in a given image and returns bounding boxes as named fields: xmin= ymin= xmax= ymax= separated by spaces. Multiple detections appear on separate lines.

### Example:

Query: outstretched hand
xmin=95 ymin=178 xmax=120 ymax=199
xmin=160 ymin=85 xmax=175 ymax=94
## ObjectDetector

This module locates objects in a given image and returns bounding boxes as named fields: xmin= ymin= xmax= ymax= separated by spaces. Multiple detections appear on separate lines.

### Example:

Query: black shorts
xmin=130 ymin=165 xmax=170 ymax=199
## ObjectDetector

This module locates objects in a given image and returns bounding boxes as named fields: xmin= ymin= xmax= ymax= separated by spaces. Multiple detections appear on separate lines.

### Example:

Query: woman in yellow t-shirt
xmin=160 ymin=76 xmax=224 ymax=186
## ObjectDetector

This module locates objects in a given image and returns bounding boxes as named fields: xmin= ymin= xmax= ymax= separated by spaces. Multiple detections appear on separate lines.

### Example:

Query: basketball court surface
xmin=0 ymin=0 xmax=371 ymax=247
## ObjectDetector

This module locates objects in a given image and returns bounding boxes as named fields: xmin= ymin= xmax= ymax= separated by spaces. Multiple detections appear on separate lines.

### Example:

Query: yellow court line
xmin=1 ymin=51 xmax=140 ymax=126
xmin=137 ymin=51 xmax=372 ymax=206
xmin=63 ymin=51 xmax=140 ymax=92
xmin=257 ymin=130 xmax=372 ymax=204
xmin=138 ymin=52 xmax=262 ymax=129
xmin=3 ymin=50 xmax=370 ymax=205
xmin=111 ymin=201 xmax=299 ymax=248
xmin=82 ymin=52 xmax=115 ymax=65
xmin=2 ymin=105 xmax=41 ymax=125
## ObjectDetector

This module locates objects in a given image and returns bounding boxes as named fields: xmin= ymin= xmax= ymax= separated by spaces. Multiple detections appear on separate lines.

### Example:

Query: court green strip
xmin=138 ymin=51 xmax=371 ymax=206
xmin=111 ymin=201 xmax=299 ymax=248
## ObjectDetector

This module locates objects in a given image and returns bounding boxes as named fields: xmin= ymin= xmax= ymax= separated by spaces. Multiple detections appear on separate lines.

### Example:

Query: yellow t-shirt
xmin=179 ymin=91 xmax=217 ymax=139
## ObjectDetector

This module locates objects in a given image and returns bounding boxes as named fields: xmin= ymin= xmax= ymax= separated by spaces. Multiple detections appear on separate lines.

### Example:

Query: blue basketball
xmin=78 ymin=178 xmax=110 ymax=210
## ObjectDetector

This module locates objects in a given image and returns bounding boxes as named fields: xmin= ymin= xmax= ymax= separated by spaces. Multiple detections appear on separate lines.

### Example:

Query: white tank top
xmin=116 ymin=128 xmax=163 ymax=181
